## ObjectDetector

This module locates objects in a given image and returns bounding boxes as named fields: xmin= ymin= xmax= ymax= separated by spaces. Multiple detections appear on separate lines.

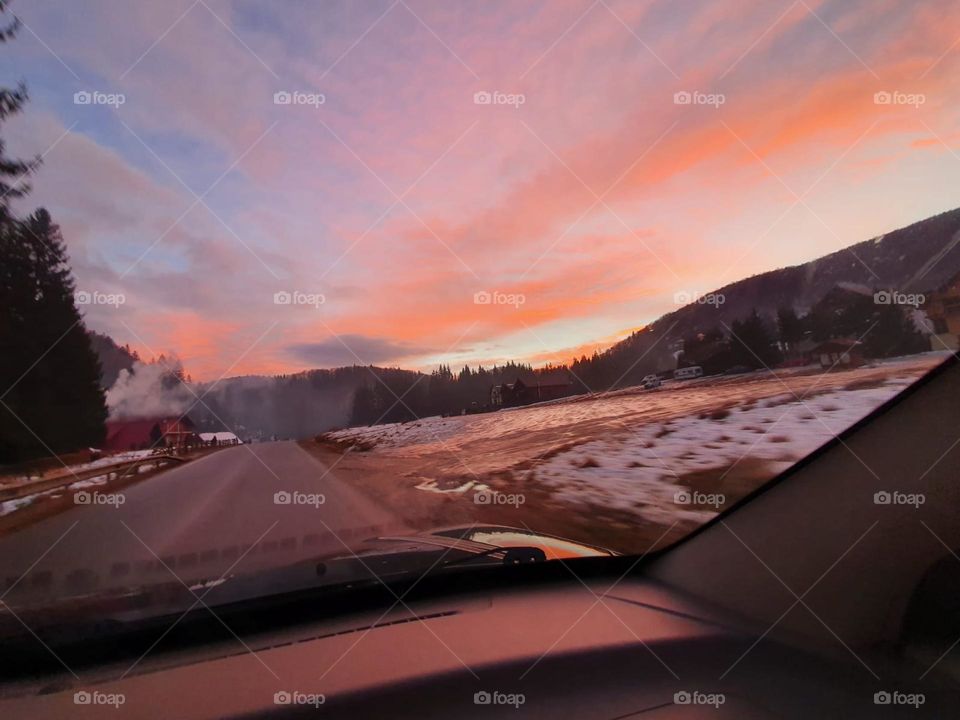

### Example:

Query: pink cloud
xmin=9 ymin=0 xmax=960 ymax=379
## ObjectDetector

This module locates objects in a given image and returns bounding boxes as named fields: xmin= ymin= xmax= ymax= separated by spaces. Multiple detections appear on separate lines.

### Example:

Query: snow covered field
xmin=531 ymin=379 xmax=912 ymax=525
xmin=323 ymin=354 xmax=946 ymax=546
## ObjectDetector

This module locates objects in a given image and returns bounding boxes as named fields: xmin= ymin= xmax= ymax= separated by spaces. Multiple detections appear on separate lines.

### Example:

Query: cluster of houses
xmin=103 ymin=415 xmax=242 ymax=452
xmin=798 ymin=277 xmax=960 ymax=363
xmin=486 ymin=278 xmax=960 ymax=411
xmin=679 ymin=278 xmax=960 ymax=376
xmin=669 ymin=334 xmax=870 ymax=377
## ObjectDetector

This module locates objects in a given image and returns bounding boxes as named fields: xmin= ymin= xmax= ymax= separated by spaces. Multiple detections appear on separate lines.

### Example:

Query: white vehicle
xmin=673 ymin=366 xmax=703 ymax=380
xmin=641 ymin=374 xmax=661 ymax=389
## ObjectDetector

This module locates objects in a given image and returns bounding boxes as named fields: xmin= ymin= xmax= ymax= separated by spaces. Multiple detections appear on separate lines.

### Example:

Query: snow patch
xmin=533 ymin=380 xmax=911 ymax=524
xmin=414 ymin=478 xmax=489 ymax=495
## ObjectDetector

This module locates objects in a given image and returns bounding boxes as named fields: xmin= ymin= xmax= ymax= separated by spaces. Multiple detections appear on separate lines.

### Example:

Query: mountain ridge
xmin=641 ymin=206 xmax=960 ymax=347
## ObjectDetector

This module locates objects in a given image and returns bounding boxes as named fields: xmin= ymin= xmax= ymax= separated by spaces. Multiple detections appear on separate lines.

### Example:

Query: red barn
xmin=104 ymin=416 xmax=196 ymax=452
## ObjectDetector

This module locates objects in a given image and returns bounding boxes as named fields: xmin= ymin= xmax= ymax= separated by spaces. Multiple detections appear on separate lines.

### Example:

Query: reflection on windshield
xmin=447 ymin=528 xmax=612 ymax=559
xmin=1 ymin=0 xmax=959 ymax=641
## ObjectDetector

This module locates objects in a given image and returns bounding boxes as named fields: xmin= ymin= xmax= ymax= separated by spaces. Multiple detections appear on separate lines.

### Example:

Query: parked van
xmin=673 ymin=366 xmax=703 ymax=380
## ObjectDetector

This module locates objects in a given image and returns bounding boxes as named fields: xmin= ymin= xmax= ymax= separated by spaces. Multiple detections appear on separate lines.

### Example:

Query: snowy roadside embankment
xmin=2 ymin=449 xmax=156 ymax=486
xmin=0 ymin=451 xmax=161 ymax=518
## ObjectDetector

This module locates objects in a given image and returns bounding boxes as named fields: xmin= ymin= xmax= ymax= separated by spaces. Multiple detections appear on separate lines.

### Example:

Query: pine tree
xmin=349 ymin=384 xmax=377 ymax=426
xmin=1 ymin=211 xmax=108 ymax=461
xmin=730 ymin=310 xmax=783 ymax=369
xmin=0 ymin=3 xmax=108 ymax=462
xmin=864 ymin=305 xmax=927 ymax=359
xmin=776 ymin=305 xmax=804 ymax=347
xmin=0 ymin=2 xmax=36 ymax=217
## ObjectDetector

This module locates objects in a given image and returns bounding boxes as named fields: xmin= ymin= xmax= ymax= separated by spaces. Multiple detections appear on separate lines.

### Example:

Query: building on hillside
xmin=490 ymin=376 xmax=574 ymax=408
xmin=104 ymin=416 xmax=197 ymax=452
xmin=198 ymin=431 xmax=242 ymax=446
xmin=922 ymin=273 xmax=960 ymax=351
xmin=491 ymin=378 xmax=526 ymax=407
xmin=533 ymin=381 xmax=574 ymax=402
xmin=810 ymin=339 xmax=865 ymax=370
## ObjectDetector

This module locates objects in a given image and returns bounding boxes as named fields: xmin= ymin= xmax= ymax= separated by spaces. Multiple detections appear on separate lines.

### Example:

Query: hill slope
xmin=649 ymin=207 xmax=960 ymax=341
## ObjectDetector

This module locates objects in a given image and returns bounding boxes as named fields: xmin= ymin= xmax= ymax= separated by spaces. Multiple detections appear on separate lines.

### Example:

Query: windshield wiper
xmin=440 ymin=545 xmax=547 ymax=568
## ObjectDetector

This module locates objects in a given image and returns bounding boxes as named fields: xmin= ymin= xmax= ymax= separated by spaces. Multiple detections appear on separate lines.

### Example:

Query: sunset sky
xmin=4 ymin=0 xmax=960 ymax=380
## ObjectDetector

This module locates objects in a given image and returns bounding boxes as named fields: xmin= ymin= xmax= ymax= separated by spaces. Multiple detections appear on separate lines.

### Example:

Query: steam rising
xmin=106 ymin=362 xmax=194 ymax=420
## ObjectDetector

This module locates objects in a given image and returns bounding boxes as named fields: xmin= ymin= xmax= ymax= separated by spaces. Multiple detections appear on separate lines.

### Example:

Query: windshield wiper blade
xmin=440 ymin=545 xmax=547 ymax=568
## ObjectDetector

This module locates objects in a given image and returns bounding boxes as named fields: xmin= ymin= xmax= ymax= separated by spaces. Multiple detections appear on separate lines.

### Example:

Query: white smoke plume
xmin=106 ymin=361 xmax=194 ymax=420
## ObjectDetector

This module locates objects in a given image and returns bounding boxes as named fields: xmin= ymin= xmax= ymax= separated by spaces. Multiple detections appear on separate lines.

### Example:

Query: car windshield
xmin=1 ymin=0 xmax=959 ymax=639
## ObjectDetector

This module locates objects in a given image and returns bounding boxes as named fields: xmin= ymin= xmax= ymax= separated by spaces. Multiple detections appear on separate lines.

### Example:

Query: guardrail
xmin=0 ymin=455 xmax=185 ymax=503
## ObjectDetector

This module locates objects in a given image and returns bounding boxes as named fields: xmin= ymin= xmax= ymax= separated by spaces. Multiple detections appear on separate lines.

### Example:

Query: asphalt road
xmin=0 ymin=441 xmax=408 ymax=605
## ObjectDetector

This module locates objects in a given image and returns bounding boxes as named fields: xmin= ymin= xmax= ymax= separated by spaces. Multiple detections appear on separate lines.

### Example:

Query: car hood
xmin=0 ymin=525 xmax=614 ymax=634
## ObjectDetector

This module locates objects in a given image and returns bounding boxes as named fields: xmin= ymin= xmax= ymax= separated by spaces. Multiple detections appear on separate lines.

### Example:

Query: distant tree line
xmin=0 ymin=4 xmax=107 ymax=463
xmin=347 ymin=362 xmax=569 ymax=426
xmin=346 ymin=287 xmax=928 ymax=429
xmin=87 ymin=331 xmax=139 ymax=388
